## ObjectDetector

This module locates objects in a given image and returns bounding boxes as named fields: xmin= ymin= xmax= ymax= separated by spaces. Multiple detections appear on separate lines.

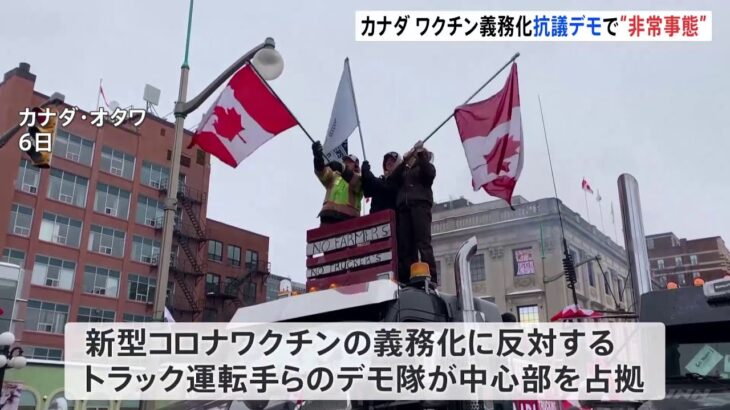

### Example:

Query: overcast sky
xmin=2 ymin=0 xmax=728 ymax=283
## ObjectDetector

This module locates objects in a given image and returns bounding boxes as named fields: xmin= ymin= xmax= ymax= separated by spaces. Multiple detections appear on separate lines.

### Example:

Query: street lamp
xmin=0 ymin=331 xmax=26 ymax=389
xmin=151 ymin=36 xmax=285 ymax=323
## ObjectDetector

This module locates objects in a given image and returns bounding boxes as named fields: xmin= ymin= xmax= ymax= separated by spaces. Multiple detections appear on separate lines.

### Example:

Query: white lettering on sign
xmin=306 ymin=223 xmax=390 ymax=256
xmin=307 ymin=251 xmax=392 ymax=278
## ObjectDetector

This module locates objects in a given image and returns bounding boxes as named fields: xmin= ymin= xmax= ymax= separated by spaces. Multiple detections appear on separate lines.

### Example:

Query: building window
xmin=203 ymin=308 xmax=217 ymax=322
xmin=128 ymin=274 xmax=156 ymax=303
xmin=646 ymin=238 xmax=654 ymax=250
xmin=657 ymin=259 xmax=665 ymax=269
xmin=123 ymin=313 xmax=152 ymax=323
xmin=692 ymin=271 xmax=701 ymax=279
xmin=517 ymin=305 xmax=540 ymax=323
xmin=31 ymin=255 xmax=75 ymax=290
xmin=243 ymin=281 xmax=257 ymax=302
xmin=39 ymin=212 xmax=83 ymax=248
xmin=690 ymin=255 xmax=698 ymax=266
xmin=77 ymin=306 xmax=115 ymax=322
xmin=9 ymin=203 xmax=33 ymax=237
xmin=83 ymin=265 xmax=120 ymax=297
xmin=47 ymin=169 xmax=88 ymax=208
xmin=94 ymin=183 xmax=131 ymax=219
xmin=26 ymin=299 xmax=69 ymax=333
xmin=603 ymin=270 xmax=611 ymax=295
xmin=1 ymin=249 xmax=25 ymax=267
xmin=49 ymin=393 xmax=75 ymax=410
xmin=469 ymin=253 xmax=486 ymax=283
xmin=136 ymin=196 xmax=164 ymax=227
xmin=206 ymin=273 xmax=220 ymax=294
xmin=15 ymin=159 xmax=40 ymax=194
xmin=617 ymin=277 xmax=624 ymax=302
xmin=141 ymin=161 xmax=170 ymax=189
xmin=513 ymin=247 xmax=536 ymax=276
xmin=53 ymin=129 xmax=94 ymax=166
xmin=101 ymin=146 xmax=135 ymax=180
xmin=266 ymin=276 xmax=281 ymax=301
xmin=24 ymin=345 xmax=63 ymax=361
xmin=245 ymin=249 xmax=259 ymax=271
xmin=228 ymin=245 xmax=241 ymax=266
xmin=19 ymin=390 xmax=37 ymax=410
xmin=675 ymin=256 xmax=683 ymax=267
xmin=132 ymin=236 xmax=161 ymax=264
xmin=88 ymin=225 xmax=126 ymax=258
xmin=208 ymin=241 xmax=223 ymax=261
xmin=586 ymin=257 xmax=596 ymax=287
xmin=86 ymin=401 xmax=111 ymax=410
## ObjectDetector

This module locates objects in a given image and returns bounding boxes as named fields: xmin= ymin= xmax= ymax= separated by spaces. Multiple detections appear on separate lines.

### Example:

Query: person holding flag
xmin=360 ymin=151 xmax=401 ymax=214
xmin=390 ymin=141 xmax=438 ymax=284
xmin=312 ymin=141 xmax=363 ymax=225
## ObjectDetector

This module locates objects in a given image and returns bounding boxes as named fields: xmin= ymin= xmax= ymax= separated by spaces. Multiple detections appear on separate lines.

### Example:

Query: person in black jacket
xmin=391 ymin=141 xmax=437 ymax=284
xmin=361 ymin=151 xmax=400 ymax=214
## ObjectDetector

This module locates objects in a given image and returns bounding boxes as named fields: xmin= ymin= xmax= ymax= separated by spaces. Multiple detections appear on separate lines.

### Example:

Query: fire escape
xmin=223 ymin=260 xmax=272 ymax=311
xmin=156 ymin=179 xmax=207 ymax=320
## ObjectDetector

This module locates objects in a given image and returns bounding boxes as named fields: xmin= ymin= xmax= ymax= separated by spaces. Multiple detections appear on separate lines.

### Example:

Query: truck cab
xmin=636 ymin=277 xmax=730 ymax=409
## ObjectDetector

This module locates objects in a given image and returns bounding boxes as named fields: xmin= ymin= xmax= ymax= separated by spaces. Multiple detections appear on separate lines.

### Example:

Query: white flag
xmin=323 ymin=58 xmax=358 ymax=161
xmin=164 ymin=306 xmax=175 ymax=323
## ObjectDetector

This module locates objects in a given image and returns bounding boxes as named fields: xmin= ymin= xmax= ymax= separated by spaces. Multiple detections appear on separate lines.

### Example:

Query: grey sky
xmin=2 ymin=0 xmax=728 ymax=283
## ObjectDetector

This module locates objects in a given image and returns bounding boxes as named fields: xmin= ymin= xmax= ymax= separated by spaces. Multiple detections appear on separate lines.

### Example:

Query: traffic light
xmin=24 ymin=107 xmax=57 ymax=168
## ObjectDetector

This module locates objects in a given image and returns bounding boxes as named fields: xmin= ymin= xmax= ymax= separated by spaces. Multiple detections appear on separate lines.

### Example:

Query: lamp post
xmin=151 ymin=37 xmax=285 ymax=323
xmin=0 ymin=332 xmax=27 ymax=395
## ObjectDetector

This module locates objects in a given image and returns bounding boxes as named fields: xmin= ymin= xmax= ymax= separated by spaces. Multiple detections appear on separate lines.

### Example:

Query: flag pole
xmin=249 ymin=64 xmax=315 ymax=144
xmin=538 ymin=94 xmax=579 ymax=308
xmin=345 ymin=58 xmax=367 ymax=162
xmin=422 ymin=52 xmax=520 ymax=144
xmin=583 ymin=182 xmax=591 ymax=223
xmin=597 ymin=192 xmax=605 ymax=232
xmin=96 ymin=79 xmax=102 ymax=110
xmin=611 ymin=202 xmax=619 ymax=243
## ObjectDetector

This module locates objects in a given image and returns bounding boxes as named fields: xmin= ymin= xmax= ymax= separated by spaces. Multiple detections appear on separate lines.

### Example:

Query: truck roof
xmin=229 ymin=279 xmax=400 ymax=323
xmin=640 ymin=285 xmax=730 ymax=326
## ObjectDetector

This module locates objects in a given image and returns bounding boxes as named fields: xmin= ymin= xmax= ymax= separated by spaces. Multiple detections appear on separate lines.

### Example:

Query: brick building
xmin=0 ymin=62 xmax=270 ymax=360
xmin=646 ymin=232 xmax=730 ymax=288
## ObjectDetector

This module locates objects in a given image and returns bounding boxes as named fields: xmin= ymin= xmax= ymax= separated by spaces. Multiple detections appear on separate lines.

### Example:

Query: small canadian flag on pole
xmin=454 ymin=63 xmax=524 ymax=209
xmin=581 ymin=178 xmax=594 ymax=194
xmin=188 ymin=65 xmax=299 ymax=167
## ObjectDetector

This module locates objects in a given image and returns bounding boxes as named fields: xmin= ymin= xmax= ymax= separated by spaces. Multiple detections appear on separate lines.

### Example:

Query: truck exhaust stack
xmin=617 ymin=174 xmax=653 ymax=315
xmin=454 ymin=236 xmax=479 ymax=323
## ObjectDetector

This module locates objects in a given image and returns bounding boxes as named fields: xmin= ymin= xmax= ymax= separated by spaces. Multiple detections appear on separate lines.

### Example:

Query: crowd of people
xmin=311 ymin=140 xmax=438 ymax=285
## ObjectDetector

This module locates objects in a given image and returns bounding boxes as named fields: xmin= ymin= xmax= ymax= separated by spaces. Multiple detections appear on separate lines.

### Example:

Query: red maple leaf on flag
xmin=213 ymin=106 xmax=246 ymax=143
xmin=484 ymin=134 xmax=520 ymax=175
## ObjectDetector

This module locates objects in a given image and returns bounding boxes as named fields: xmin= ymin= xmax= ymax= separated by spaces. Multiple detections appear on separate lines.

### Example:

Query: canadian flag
xmin=188 ymin=65 xmax=298 ymax=167
xmin=581 ymin=178 xmax=594 ymax=194
xmin=454 ymin=63 xmax=523 ymax=208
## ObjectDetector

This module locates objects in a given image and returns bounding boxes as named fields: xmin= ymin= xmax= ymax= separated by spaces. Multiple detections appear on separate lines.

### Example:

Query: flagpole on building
xmin=345 ymin=58 xmax=367 ymax=161
xmin=611 ymin=202 xmax=619 ymax=243
xmin=422 ymin=52 xmax=520 ymax=144
xmin=583 ymin=179 xmax=591 ymax=223
xmin=597 ymin=191 xmax=605 ymax=232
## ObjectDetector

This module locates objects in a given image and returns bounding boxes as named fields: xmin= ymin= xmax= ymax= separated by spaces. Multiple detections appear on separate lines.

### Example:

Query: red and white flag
xmin=188 ymin=65 xmax=298 ymax=167
xmin=454 ymin=63 xmax=523 ymax=208
xmin=581 ymin=178 xmax=594 ymax=194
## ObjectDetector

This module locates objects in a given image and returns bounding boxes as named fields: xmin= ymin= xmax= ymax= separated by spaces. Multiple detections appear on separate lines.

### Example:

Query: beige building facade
xmin=432 ymin=196 xmax=633 ymax=323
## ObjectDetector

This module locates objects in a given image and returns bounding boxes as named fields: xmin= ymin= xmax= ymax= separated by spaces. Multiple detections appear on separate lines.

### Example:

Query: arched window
xmin=19 ymin=390 xmax=37 ymax=410
xmin=48 ymin=393 xmax=75 ymax=410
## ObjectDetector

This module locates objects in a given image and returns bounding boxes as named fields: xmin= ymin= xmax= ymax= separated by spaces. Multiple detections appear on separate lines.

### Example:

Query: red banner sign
xmin=306 ymin=210 xmax=398 ymax=290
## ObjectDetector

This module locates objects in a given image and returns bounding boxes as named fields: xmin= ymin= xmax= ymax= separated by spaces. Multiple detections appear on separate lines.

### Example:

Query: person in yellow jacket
xmin=312 ymin=141 xmax=363 ymax=226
